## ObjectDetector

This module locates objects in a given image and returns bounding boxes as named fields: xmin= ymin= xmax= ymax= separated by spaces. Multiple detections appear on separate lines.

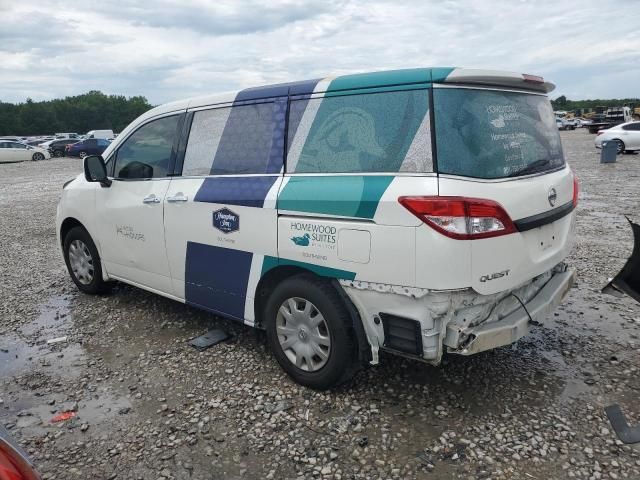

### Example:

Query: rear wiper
xmin=506 ymin=159 xmax=550 ymax=178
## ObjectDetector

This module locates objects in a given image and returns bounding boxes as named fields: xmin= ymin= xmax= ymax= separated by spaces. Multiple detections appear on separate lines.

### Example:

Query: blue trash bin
xmin=601 ymin=140 xmax=617 ymax=163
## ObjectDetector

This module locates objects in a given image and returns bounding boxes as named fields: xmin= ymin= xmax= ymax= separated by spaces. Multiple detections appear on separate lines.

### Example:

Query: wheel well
xmin=254 ymin=265 xmax=308 ymax=328
xmin=60 ymin=217 xmax=84 ymax=246
xmin=253 ymin=265 xmax=370 ymax=364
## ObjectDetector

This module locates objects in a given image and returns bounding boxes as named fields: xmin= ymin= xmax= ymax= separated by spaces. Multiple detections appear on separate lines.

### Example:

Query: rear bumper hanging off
xmin=444 ymin=267 xmax=575 ymax=355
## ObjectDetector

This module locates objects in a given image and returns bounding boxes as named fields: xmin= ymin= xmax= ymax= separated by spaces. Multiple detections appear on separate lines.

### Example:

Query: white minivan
xmin=57 ymin=68 xmax=577 ymax=389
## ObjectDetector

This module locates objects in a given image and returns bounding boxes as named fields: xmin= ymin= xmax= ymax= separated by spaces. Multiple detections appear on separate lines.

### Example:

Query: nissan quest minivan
xmin=57 ymin=68 xmax=577 ymax=389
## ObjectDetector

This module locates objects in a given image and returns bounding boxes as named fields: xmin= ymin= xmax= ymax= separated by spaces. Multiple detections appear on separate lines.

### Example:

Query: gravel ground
xmin=1 ymin=129 xmax=640 ymax=480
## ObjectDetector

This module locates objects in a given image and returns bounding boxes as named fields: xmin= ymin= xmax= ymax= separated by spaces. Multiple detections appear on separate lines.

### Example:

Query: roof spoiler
xmin=442 ymin=68 xmax=555 ymax=93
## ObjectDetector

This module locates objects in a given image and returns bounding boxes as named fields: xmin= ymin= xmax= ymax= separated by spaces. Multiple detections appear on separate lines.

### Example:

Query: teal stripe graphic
xmin=278 ymin=176 xmax=394 ymax=219
xmin=327 ymin=68 xmax=430 ymax=92
xmin=430 ymin=67 xmax=456 ymax=83
xmin=261 ymin=256 xmax=356 ymax=280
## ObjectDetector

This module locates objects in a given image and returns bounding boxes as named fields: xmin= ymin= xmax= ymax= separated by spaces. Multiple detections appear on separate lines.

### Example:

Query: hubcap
xmin=68 ymin=239 xmax=94 ymax=285
xmin=276 ymin=297 xmax=331 ymax=372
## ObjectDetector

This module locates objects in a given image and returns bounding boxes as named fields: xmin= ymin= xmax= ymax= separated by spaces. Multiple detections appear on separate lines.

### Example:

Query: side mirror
xmin=83 ymin=155 xmax=111 ymax=187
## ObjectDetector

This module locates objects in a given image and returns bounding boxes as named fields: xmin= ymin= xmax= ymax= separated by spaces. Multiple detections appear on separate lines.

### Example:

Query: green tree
xmin=0 ymin=91 xmax=154 ymax=136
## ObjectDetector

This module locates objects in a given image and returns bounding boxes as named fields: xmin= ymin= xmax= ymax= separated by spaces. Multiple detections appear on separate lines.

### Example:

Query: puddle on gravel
xmin=0 ymin=294 xmax=84 ymax=378
xmin=7 ymin=392 xmax=132 ymax=436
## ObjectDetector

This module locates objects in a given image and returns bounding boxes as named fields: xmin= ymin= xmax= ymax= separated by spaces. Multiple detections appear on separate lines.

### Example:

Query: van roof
xmin=139 ymin=67 xmax=555 ymax=122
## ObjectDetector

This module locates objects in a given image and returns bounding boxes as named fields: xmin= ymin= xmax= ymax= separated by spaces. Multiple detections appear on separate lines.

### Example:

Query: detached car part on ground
xmin=57 ymin=67 xmax=577 ymax=390
xmin=602 ymin=218 xmax=640 ymax=444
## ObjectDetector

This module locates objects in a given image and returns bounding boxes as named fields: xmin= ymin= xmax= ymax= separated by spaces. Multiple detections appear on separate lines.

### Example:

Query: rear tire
xmin=63 ymin=226 xmax=110 ymax=294
xmin=79 ymin=151 xmax=88 ymax=158
xmin=264 ymin=274 xmax=357 ymax=390
xmin=32 ymin=152 xmax=44 ymax=161
xmin=53 ymin=150 xmax=64 ymax=157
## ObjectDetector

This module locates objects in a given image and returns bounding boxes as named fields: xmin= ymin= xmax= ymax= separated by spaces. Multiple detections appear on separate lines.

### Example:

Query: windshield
xmin=433 ymin=87 xmax=564 ymax=179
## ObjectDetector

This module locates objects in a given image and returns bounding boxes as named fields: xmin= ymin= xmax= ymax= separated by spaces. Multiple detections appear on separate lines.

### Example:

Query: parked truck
xmin=587 ymin=106 xmax=632 ymax=133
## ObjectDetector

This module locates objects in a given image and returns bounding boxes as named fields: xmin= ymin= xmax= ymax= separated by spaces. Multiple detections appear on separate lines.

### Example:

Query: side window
xmin=182 ymin=101 xmax=285 ymax=176
xmin=286 ymin=89 xmax=431 ymax=174
xmin=11 ymin=142 xmax=27 ymax=149
xmin=114 ymin=115 xmax=179 ymax=179
xmin=623 ymin=123 xmax=640 ymax=131
xmin=97 ymin=139 xmax=110 ymax=147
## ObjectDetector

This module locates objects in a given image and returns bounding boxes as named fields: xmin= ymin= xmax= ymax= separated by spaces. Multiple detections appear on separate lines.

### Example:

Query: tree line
xmin=0 ymin=91 xmax=154 ymax=136
xmin=551 ymin=95 xmax=640 ymax=111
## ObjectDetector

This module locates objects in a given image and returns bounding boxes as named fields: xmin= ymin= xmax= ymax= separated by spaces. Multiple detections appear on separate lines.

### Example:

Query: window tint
xmin=0 ymin=142 xmax=8 ymax=148
xmin=182 ymin=101 xmax=285 ymax=176
xmin=434 ymin=88 xmax=564 ymax=179
xmin=115 ymin=115 xmax=179 ymax=179
xmin=622 ymin=122 xmax=640 ymax=131
xmin=97 ymin=139 xmax=110 ymax=146
xmin=286 ymin=90 xmax=431 ymax=174
xmin=11 ymin=142 xmax=27 ymax=149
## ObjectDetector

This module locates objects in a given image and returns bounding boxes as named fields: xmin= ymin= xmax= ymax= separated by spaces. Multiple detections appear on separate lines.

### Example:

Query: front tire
xmin=63 ymin=226 xmax=110 ymax=294
xmin=53 ymin=150 xmax=64 ymax=157
xmin=32 ymin=152 xmax=44 ymax=161
xmin=264 ymin=274 xmax=357 ymax=390
xmin=613 ymin=139 xmax=625 ymax=154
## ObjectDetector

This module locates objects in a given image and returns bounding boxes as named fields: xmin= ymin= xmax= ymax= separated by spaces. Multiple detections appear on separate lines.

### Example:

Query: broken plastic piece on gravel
xmin=50 ymin=411 xmax=76 ymax=423
xmin=46 ymin=336 xmax=68 ymax=345
xmin=187 ymin=329 xmax=230 ymax=351
xmin=605 ymin=404 xmax=640 ymax=444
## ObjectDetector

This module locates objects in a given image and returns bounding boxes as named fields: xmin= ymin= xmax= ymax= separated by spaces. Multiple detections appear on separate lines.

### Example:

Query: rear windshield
xmin=434 ymin=88 xmax=564 ymax=179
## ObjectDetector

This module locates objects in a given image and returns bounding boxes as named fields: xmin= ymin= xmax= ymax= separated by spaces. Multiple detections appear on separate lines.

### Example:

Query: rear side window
xmin=115 ymin=115 xmax=179 ymax=179
xmin=622 ymin=123 xmax=640 ymax=131
xmin=287 ymin=89 xmax=431 ymax=174
xmin=182 ymin=101 xmax=286 ymax=176
xmin=434 ymin=88 xmax=564 ymax=179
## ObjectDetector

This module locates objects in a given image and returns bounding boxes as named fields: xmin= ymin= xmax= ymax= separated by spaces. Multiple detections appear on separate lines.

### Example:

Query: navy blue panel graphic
xmin=185 ymin=242 xmax=252 ymax=320
xmin=289 ymin=78 xmax=322 ymax=96
xmin=193 ymin=175 xmax=277 ymax=208
xmin=210 ymin=102 xmax=278 ymax=175
xmin=234 ymin=78 xmax=321 ymax=102
xmin=265 ymin=98 xmax=287 ymax=173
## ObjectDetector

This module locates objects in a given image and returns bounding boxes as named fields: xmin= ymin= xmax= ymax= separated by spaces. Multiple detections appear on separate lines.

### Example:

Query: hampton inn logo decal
xmin=213 ymin=208 xmax=239 ymax=234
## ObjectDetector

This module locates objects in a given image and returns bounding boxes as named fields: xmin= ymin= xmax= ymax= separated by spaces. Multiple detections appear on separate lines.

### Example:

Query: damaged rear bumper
xmin=443 ymin=267 xmax=576 ymax=355
xmin=340 ymin=263 xmax=575 ymax=366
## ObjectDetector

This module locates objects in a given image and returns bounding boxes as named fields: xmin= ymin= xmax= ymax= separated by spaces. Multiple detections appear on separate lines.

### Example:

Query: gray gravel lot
xmin=1 ymin=129 xmax=640 ymax=480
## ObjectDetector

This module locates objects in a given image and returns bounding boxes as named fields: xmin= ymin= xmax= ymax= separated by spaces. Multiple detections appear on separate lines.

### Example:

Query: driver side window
xmin=114 ymin=115 xmax=180 ymax=179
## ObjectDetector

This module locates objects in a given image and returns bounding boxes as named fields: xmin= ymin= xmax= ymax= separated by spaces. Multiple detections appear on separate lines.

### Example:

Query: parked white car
xmin=0 ymin=140 xmax=50 ymax=163
xmin=57 ymin=68 xmax=577 ymax=389
xmin=574 ymin=117 xmax=592 ymax=127
xmin=594 ymin=121 xmax=640 ymax=153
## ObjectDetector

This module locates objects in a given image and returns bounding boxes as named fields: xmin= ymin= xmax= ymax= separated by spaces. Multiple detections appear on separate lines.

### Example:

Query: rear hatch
xmin=433 ymin=85 xmax=576 ymax=294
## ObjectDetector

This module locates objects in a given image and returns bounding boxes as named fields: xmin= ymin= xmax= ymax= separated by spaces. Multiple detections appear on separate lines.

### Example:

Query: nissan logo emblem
xmin=548 ymin=187 xmax=557 ymax=207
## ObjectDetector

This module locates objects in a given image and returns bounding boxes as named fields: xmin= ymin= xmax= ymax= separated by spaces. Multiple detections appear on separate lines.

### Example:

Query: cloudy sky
xmin=1 ymin=0 xmax=639 ymax=105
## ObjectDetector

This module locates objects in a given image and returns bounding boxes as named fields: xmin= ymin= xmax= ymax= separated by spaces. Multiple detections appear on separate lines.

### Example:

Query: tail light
xmin=522 ymin=73 xmax=544 ymax=84
xmin=0 ymin=446 xmax=39 ymax=480
xmin=573 ymin=174 xmax=579 ymax=208
xmin=398 ymin=196 xmax=517 ymax=240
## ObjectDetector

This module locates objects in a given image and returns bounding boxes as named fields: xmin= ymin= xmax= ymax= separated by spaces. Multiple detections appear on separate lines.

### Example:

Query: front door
xmin=96 ymin=113 xmax=183 ymax=294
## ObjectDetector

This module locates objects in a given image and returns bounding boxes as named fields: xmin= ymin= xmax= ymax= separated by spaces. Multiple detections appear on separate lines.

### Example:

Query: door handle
xmin=142 ymin=194 xmax=160 ymax=204
xmin=167 ymin=193 xmax=188 ymax=203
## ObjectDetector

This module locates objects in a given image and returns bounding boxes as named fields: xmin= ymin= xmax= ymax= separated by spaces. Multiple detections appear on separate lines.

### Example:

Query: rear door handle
xmin=167 ymin=193 xmax=188 ymax=203
xmin=142 ymin=194 xmax=160 ymax=204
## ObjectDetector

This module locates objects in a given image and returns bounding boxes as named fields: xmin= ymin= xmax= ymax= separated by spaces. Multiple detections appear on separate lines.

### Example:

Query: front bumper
xmin=444 ymin=268 xmax=576 ymax=355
